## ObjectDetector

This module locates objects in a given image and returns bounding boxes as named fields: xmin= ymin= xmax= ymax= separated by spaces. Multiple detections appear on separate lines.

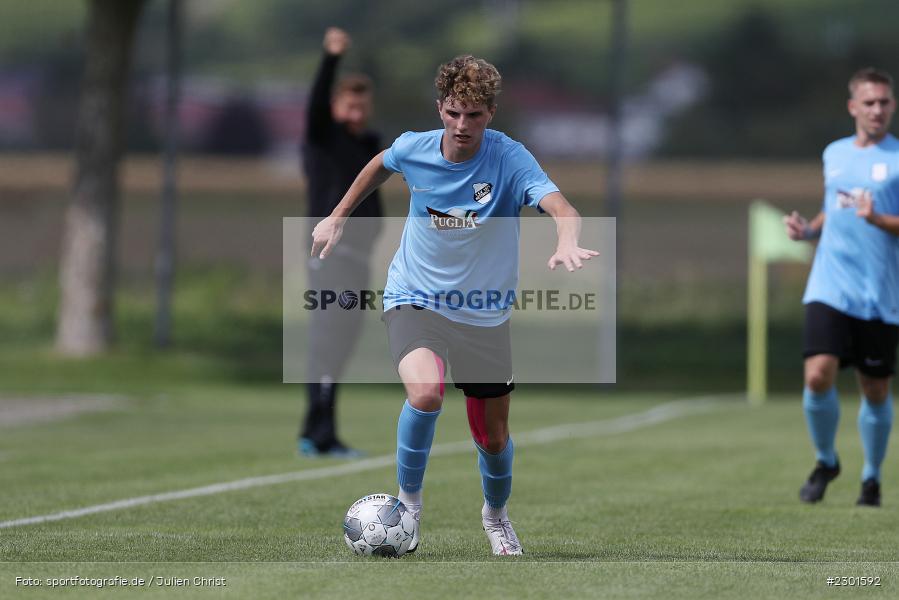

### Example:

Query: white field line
xmin=0 ymin=394 xmax=737 ymax=530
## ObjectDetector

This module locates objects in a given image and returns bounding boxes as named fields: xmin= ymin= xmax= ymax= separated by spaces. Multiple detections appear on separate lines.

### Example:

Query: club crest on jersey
xmin=872 ymin=163 xmax=888 ymax=182
xmin=473 ymin=182 xmax=493 ymax=205
xmin=426 ymin=206 xmax=478 ymax=230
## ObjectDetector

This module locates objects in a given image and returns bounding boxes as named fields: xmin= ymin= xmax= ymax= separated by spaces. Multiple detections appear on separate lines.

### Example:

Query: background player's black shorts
xmin=382 ymin=306 xmax=514 ymax=399
xmin=803 ymin=301 xmax=899 ymax=378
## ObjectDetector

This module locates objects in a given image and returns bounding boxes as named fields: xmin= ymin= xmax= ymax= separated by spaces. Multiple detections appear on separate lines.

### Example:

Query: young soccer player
xmin=311 ymin=55 xmax=596 ymax=554
xmin=785 ymin=67 xmax=899 ymax=507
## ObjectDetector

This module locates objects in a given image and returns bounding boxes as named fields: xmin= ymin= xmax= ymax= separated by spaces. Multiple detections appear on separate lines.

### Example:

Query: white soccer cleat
xmin=482 ymin=508 xmax=523 ymax=556
xmin=405 ymin=503 xmax=421 ymax=553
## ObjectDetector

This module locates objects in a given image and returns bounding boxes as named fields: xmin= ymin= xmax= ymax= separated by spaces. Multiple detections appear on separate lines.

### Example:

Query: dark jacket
xmin=302 ymin=53 xmax=382 ymax=251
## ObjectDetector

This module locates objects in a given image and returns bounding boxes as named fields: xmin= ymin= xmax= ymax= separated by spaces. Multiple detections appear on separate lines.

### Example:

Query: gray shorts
xmin=382 ymin=306 xmax=515 ymax=399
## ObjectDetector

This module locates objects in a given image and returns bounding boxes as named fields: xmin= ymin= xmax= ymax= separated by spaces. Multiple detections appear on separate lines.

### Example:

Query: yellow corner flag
xmin=750 ymin=201 xmax=812 ymax=263
xmin=747 ymin=200 xmax=812 ymax=405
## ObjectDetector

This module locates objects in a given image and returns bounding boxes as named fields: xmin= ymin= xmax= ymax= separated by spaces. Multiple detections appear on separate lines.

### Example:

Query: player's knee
xmin=482 ymin=431 xmax=508 ymax=454
xmin=805 ymin=369 xmax=834 ymax=393
xmin=860 ymin=379 xmax=890 ymax=403
xmin=407 ymin=384 xmax=444 ymax=412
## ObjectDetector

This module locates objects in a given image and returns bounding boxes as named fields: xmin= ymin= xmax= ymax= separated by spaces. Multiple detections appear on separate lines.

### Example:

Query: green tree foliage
xmin=663 ymin=7 xmax=899 ymax=157
xmin=5 ymin=0 xmax=899 ymax=156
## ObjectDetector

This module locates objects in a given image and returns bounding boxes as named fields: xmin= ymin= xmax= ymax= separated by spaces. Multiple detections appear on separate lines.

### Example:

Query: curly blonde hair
xmin=435 ymin=55 xmax=502 ymax=108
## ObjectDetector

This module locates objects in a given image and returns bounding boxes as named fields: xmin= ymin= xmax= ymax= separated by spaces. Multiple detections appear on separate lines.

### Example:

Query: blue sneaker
xmin=298 ymin=438 xmax=364 ymax=459
xmin=325 ymin=442 xmax=365 ymax=459
xmin=298 ymin=438 xmax=320 ymax=457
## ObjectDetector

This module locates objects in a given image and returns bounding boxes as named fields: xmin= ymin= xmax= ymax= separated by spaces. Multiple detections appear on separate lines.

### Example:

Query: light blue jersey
xmin=803 ymin=134 xmax=899 ymax=324
xmin=381 ymin=129 xmax=559 ymax=326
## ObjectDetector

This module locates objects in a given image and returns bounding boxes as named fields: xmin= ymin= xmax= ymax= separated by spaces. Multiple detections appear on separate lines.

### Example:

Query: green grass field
xmin=2 ymin=384 xmax=897 ymax=599
xmin=1 ymin=159 xmax=894 ymax=598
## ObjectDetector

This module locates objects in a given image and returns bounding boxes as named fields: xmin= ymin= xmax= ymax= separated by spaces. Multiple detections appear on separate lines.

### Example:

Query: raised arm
xmin=310 ymin=150 xmax=393 ymax=258
xmin=538 ymin=192 xmax=599 ymax=272
xmin=306 ymin=28 xmax=350 ymax=144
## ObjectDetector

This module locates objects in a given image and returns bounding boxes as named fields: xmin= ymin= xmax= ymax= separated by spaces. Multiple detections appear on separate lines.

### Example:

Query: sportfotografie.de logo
xmin=302 ymin=288 xmax=597 ymax=312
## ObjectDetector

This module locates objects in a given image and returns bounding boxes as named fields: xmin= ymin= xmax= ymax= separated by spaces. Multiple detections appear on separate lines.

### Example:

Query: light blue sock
xmin=477 ymin=437 xmax=514 ymax=509
xmin=803 ymin=386 xmax=839 ymax=467
xmin=396 ymin=400 xmax=440 ymax=495
xmin=858 ymin=394 xmax=893 ymax=482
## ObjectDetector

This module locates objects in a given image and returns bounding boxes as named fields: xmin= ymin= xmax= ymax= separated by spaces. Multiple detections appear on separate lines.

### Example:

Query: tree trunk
xmin=55 ymin=0 xmax=146 ymax=356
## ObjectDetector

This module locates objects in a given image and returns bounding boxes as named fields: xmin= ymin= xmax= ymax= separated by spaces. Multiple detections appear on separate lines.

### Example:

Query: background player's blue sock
xmin=477 ymin=437 xmax=513 ymax=510
xmin=858 ymin=394 xmax=893 ymax=482
xmin=803 ymin=386 xmax=839 ymax=467
xmin=396 ymin=400 xmax=440 ymax=498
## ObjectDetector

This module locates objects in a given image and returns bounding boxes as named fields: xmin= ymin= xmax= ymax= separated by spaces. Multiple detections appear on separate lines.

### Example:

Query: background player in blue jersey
xmin=311 ymin=55 xmax=597 ymax=554
xmin=784 ymin=68 xmax=899 ymax=507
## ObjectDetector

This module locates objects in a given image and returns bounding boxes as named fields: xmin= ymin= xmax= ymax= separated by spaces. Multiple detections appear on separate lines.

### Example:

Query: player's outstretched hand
xmin=783 ymin=210 xmax=809 ymax=240
xmin=323 ymin=27 xmax=351 ymax=56
xmin=311 ymin=216 xmax=345 ymax=259
xmin=547 ymin=244 xmax=599 ymax=272
xmin=856 ymin=190 xmax=876 ymax=222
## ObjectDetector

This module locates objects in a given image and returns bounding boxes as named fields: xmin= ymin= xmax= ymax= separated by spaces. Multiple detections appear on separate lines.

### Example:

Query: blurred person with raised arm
xmin=298 ymin=27 xmax=382 ymax=458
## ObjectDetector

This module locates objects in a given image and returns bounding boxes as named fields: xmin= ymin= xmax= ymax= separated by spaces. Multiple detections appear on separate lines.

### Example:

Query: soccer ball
xmin=343 ymin=493 xmax=416 ymax=557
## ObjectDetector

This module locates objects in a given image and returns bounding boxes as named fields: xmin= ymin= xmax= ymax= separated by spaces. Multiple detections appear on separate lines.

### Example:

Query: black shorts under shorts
xmin=382 ymin=306 xmax=514 ymax=399
xmin=803 ymin=301 xmax=899 ymax=378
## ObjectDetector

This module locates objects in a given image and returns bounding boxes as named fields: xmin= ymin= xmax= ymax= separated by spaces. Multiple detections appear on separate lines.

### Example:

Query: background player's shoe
xmin=482 ymin=506 xmax=523 ymax=556
xmin=856 ymin=478 xmax=881 ymax=507
xmin=799 ymin=460 xmax=840 ymax=503
xmin=298 ymin=437 xmax=364 ymax=459
xmin=325 ymin=442 xmax=365 ymax=458
xmin=405 ymin=504 xmax=421 ymax=553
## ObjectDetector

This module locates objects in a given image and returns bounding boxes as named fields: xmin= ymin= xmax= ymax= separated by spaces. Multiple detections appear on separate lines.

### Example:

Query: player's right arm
xmin=787 ymin=143 xmax=834 ymax=240
xmin=539 ymin=192 xmax=600 ymax=271
xmin=311 ymin=150 xmax=393 ymax=258
xmin=784 ymin=210 xmax=825 ymax=241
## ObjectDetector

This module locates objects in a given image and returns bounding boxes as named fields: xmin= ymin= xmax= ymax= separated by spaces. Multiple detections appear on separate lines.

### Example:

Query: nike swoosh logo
xmin=412 ymin=186 xmax=433 ymax=193
xmin=827 ymin=169 xmax=842 ymax=177
xmin=864 ymin=358 xmax=883 ymax=366
xmin=506 ymin=376 xmax=514 ymax=386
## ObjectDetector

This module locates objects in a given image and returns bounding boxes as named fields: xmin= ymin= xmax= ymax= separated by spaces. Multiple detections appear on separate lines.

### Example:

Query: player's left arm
xmin=538 ymin=192 xmax=599 ymax=271
xmin=857 ymin=190 xmax=899 ymax=236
